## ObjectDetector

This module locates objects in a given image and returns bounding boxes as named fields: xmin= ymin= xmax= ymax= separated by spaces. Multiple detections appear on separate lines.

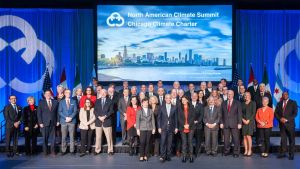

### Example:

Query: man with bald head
xmin=94 ymin=89 xmax=114 ymax=155
xmin=220 ymin=90 xmax=242 ymax=158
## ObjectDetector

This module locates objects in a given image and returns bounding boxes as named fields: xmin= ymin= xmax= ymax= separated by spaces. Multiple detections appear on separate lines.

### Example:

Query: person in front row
xmin=136 ymin=98 xmax=156 ymax=161
xmin=178 ymin=96 xmax=196 ymax=163
xmin=126 ymin=96 xmax=141 ymax=156
xmin=94 ymin=89 xmax=114 ymax=155
xmin=158 ymin=94 xmax=178 ymax=163
xmin=22 ymin=96 xmax=39 ymax=156
xmin=79 ymin=98 xmax=96 ymax=157
xmin=4 ymin=95 xmax=22 ymax=157
xmin=37 ymin=90 xmax=59 ymax=156
xmin=220 ymin=90 xmax=242 ymax=158
xmin=255 ymin=97 xmax=274 ymax=158
xmin=275 ymin=92 xmax=298 ymax=160
xmin=58 ymin=89 xmax=78 ymax=155
xmin=203 ymin=96 xmax=221 ymax=157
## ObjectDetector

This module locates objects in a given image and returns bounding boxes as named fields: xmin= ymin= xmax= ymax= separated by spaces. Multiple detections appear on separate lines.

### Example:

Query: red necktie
xmin=282 ymin=100 xmax=287 ymax=115
xmin=227 ymin=100 xmax=231 ymax=113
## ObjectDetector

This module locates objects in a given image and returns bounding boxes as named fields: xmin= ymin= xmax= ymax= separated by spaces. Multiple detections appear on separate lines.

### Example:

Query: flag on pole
xmin=59 ymin=67 xmax=68 ymax=89
xmin=247 ymin=65 xmax=255 ymax=88
xmin=42 ymin=67 xmax=54 ymax=97
xmin=72 ymin=65 xmax=82 ymax=97
xmin=231 ymin=63 xmax=240 ymax=89
xmin=89 ymin=64 xmax=97 ymax=86
xmin=273 ymin=64 xmax=284 ymax=108
xmin=262 ymin=64 xmax=271 ymax=94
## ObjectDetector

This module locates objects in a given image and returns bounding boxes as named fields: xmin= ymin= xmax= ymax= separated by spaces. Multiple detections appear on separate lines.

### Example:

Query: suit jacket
xmin=108 ymin=92 xmax=119 ymax=113
xmin=118 ymin=96 xmax=130 ymax=117
xmin=178 ymin=105 xmax=196 ymax=131
xmin=58 ymin=98 xmax=78 ymax=124
xmin=94 ymin=98 xmax=114 ymax=127
xmin=157 ymin=95 xmax=165 ymax=106
xmin=22 ymin=105 xmax=38 ymax=130
xmin=79 ymin=108 xmax=96 ymax=130
xmin=37 ymin=99 xmax=58 ymax=126
xmin=72 ymin=95 xmax=82 ymax=108
xmin=4 ymin=104 xmax=22 ymax=128
xmin=157 ymin=103 xmax=178 ymax=131
xmin=254 ymin=92 xmax=272 ymax=109
xmin=203 ymin=106 xmax=222 ymax=130
xmin=221 ymin=99 xmax=242 ymax=129
xmin=145 ymin=92 xmax=159 ymax=98
xmin=275 ymin=99 xmax=298 ymax=127
xmin=190 ymin=102 xmax=204 ymax=129
xmin=184 ymin=90 xmax=196 ymax=100
xmin=247 ymin=85 xmax=259 ymax=101
xmin=136 ymin=108 xmax=156 ymax=131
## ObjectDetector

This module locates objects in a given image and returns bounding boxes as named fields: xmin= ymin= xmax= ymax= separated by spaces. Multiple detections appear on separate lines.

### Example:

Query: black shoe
xmin=206 ymin=153 xmax=211 ymax=156
xmin=288 ymin=154 xmax=294 ymax=160
xmin=94 ymin=152 xmax=100 ymax=156
xmin=233 ymin=154 xmax=239 ymax=158
xmin=277 ymin=154 xmax=286 ymax=159
xmin=159 ymin=157 xmax=165 ymax=163
xmin=166 ymin=156 xmax=171 ymax=161
xmin=70 ymin=152 xmax=76 ymax=156
xmin=108 ymin=152 xmax=114 ymax=156
xmin=189 ymin=156 xmax=194 ymax=163
xmin=6 ymin=153 xmax=11 ymax=158
xmin=182 ymin=156 xmax=186 ymax=163
xmin=223 ymin=153 xmax=230 ymax=156
xmin=80 ymin=153 xmax=86 ymax=157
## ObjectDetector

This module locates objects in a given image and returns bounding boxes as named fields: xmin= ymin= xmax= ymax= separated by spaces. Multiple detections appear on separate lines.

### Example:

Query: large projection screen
xmin=97 ymin=5 xmax=232 ymax=81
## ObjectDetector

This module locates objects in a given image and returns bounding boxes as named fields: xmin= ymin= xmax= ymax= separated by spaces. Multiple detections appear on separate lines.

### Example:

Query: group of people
xmin=3 ymin=78 xmax=298 ymax=162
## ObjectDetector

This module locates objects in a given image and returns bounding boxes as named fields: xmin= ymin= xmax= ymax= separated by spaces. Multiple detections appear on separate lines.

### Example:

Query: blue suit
xmin=58 ymin=99 xmax=78 ymax=124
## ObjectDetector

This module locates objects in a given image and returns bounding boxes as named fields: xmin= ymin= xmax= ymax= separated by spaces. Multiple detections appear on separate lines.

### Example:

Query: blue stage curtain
xmin=236 ymin=10 xmax=300 ymax=128
xmin=0 ymin=9 xmax=94 ymax=128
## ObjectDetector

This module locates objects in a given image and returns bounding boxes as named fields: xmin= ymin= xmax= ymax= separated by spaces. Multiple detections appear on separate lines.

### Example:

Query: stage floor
xmin=0 ymin=152 xmax=300 ymax=169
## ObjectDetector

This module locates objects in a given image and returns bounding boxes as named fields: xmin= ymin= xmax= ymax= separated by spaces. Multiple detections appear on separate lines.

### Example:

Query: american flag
xmin=231 ymin=64 xmax=240 ymax=89
xmin=42 ymin=67 xmax=54 ymax=97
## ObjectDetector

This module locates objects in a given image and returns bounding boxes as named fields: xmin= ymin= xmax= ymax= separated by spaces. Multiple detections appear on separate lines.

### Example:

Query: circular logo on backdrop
xmin=106 ymin=12 xmax=125 ymax=27
xmin=274 ymin=29 xmax=300 ymax=93
xmin=0 ymin=15 xmax=55 ymax=93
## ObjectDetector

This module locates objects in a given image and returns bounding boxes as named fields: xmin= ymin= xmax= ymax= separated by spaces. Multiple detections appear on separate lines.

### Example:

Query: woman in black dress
xmin=22 ymin=96 xmax=39 ymax=155
xmin=242 ymin=92 xmax=256 ymax=156
xmin=149 ymin=96 xmax=160 ymax=156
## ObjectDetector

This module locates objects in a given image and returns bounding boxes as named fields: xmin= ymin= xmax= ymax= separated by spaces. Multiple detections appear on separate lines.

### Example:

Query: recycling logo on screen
xmin=0 ymin=15 xmax=55 ymax=93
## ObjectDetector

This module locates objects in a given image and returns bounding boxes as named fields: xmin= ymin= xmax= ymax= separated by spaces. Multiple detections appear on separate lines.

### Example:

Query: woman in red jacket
xmin=79 ymin=87 xmax=96 ymax=108
xmin=126 ymin=96 xmax=141 ymax=156
xmin=256 ymin=97 xmax=274 ymax=158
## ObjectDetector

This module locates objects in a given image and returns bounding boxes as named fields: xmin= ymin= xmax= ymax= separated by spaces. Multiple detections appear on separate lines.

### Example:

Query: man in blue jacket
xmin=58 ymin=89 xmax=78 ymax=155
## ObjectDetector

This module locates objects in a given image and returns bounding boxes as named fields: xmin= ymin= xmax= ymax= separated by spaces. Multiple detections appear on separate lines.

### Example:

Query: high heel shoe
xmin=247 ymin=152 xmax=253 ymax=157
xmin=182 ymin=156 xmax=186 ymax=163
xmin=139 ymin=157 xmax=144 ymax=162
xmin=144 ymin=156 xmax=148 ymax=161
xmin=189 ymin=156 xmax=194 ymax=163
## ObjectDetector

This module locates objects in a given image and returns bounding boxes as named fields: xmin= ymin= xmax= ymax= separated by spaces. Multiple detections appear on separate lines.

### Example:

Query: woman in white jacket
xmin=79 ymin=98 xmax=96 ymax=157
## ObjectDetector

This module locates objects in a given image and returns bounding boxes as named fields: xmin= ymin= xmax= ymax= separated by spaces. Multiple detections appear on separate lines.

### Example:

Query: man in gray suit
xmin=220 ymin=90 xmax=242 ymax=158
xmin=203 ymin=96 xmax=221 ymax=157
xmin=58 ymin=89 xmax=78 ymax=155
xmin=118 ymin=88 xmax=130 ymax=145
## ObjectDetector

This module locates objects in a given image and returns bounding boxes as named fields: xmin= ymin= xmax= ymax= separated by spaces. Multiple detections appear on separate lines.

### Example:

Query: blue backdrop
xmin=236 ymin=10 xmax=300 ymax=128
xmin=0 ymin=9 xmax=94 ymax=129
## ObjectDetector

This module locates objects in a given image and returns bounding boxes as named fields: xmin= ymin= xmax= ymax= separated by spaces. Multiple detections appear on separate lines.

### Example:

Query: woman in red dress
xmin=79 ymin=87 xmax=96 ymax=108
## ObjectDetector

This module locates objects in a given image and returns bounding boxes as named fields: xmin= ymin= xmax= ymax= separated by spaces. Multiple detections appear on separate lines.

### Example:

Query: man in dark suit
xmin=184 ymin=83 xmax=195 ymax=100
xmin=170 ymin=88 xmax=181 ymax=156
xmin=220 ymin=90 xmax=242 ymax=158
xmin=158 ymin=94 xmax=178 ymax=162
xmin=146 ymin=83 xmax=159 ymax=98
xmin=37 ymin=90 xmax=59 ymax=156
xmin=233 ymin=79 xmax=244 ymax=97
xmin=190 ymin=92 xmax=204 ymax=156
xmin=199 ymin=82 xmax=210 ymax=99
xmin=118 ymin=88 xmax=130 ymax=145
xmin=203 ymin=96 xmax=221 ymax=157
xmin=108 ymin=86 xmax=119 ymax=144
xmin=119 ymin=81 xmax=130 ymax=97
xmin=157 ymin=87 xmax=165 ymax=106
xmin=247 ymin=79 xmax=259 ymax=101
xmin=275 ymin=92 xmax=298 ymax=160
xmin=4 ymin=95 xmax=22 ymax=157
xmin=94 ymin=89 xmax=114 ymax=155
xmin=235 ymin=85 xmax=246 ymax=103
xmin=254 ymin=83 xmax=272 ymax=109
